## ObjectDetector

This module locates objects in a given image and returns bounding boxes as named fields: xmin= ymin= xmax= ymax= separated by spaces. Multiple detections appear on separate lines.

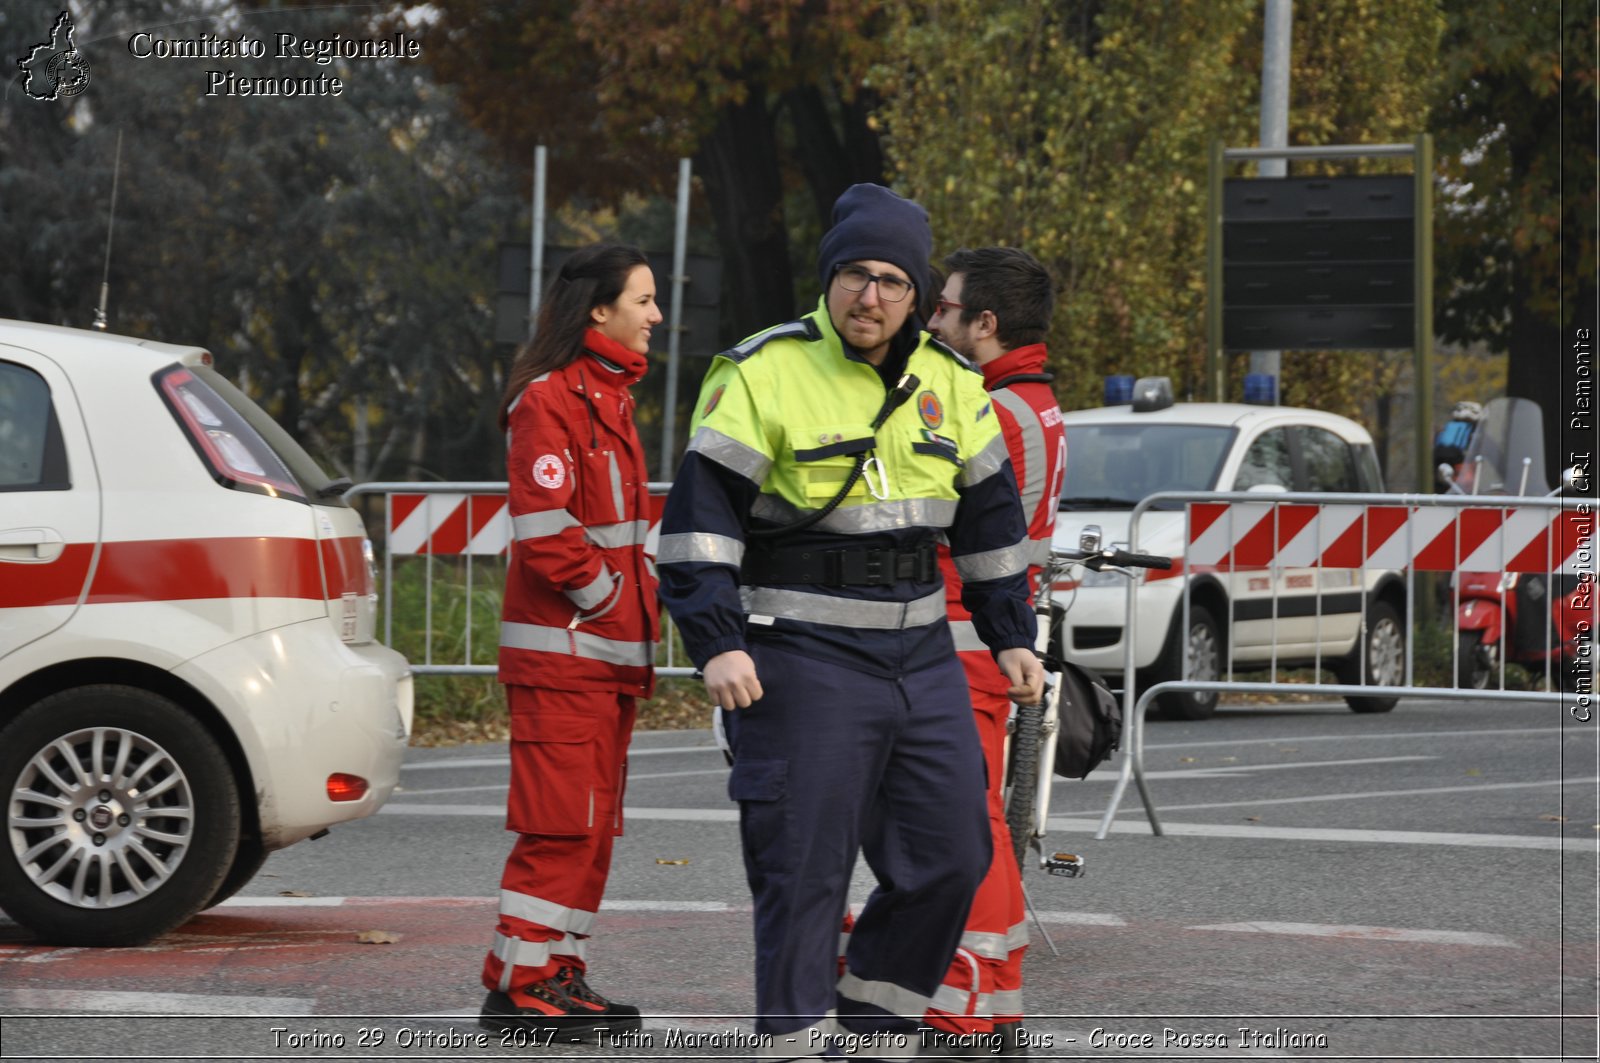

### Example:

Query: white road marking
xmin=1032 ymin=911 xmax=1128 ymax=926
xmin=1123 ymin=754 xmax=1436 ymax=781
xmin=0 ymin=988 xmax=314 ymax=1014
xmin=376 ymin=802 xmax=1568 ymax=849
xmin=1043 ymin=817 xmax=1568 ymax=850
xmin=1142 ymin=725 xmax=1560 ymax=751
xmin=1076 ymin=776 xmax=1595 ymax=815
xmin=217 ymin=895 xmax=348 ymax=907
xmin=402 ymin=745 xmax=720 ymax=771
xmin=1187 ymin=921 xmax=1519 ymax=947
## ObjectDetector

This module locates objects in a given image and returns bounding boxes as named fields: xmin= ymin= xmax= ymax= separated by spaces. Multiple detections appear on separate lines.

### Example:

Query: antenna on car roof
xmin=91 ymin=130 xmax=122 ymax=331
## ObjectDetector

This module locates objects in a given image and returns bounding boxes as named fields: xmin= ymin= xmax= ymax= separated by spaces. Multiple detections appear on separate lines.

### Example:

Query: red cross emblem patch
xmin=532 ymin=454 xmax=566 ymax=489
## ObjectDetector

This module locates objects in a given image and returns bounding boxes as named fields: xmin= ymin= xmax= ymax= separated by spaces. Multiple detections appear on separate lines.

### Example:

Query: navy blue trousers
xmin=723 ymin=640 xmax=991 ymax=1052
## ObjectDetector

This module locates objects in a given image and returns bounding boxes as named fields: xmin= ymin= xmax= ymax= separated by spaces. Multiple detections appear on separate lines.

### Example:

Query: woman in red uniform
xmin=478 ymin=244 xmax=661 ymax=1039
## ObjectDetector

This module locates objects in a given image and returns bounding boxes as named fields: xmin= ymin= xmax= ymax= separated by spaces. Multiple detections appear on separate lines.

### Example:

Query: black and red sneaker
xmin=478 ymin=968 xmax=641 ymax=1041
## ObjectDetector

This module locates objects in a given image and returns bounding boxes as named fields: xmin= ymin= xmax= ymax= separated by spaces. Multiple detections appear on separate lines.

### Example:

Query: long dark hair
xmin=498 ymin=243 xmax=649 ymax=430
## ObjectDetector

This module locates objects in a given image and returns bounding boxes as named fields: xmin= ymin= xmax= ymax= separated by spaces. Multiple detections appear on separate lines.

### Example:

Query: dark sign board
xmin=1221 ymin=175 xmax=1415 ymax=351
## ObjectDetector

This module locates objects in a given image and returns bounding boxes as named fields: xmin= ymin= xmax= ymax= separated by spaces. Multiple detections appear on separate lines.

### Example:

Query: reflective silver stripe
xmin=688 ymin=425 xmax=772 ymax=483
xmin=513 ymin=509 xmax=580 ymax=541
xmin=990 ymin=988 xmax=1024 ymax=1016
xmin=758 ymin=1013 xmax=838 ymax=1058
xmin=958 ymin=432 xmax=1010 ymax=488
xmin=751 ymin=493 xmax=959 ymax=534
xmin=565 ymin=567 xmax=616 ymax=610
xmin=492 ymin=933 xmax=550 ymax=989
xmin=740 ymin=587 xmax=946 ymax=630
xmin=500 ymin=622 xmax=654 ymax=666
xmin=1006 ymin=919 xmax=1030 ymax=951
xmin=992 ymin=388 xmax=1049 ymax=516
xmin=587 ymin=520 xmax=651 ymax=549
xmin=838 ymin=971 xmax=930 ymax=1022
xmin=499 ymin=890 xmax=598 ymax=934
xmin=953 ymin=539 xmax=1033 ymax=583
xmin=607 ymin=451 xmax=624 ymax=518
xmin=948 ymin=618 xmax=987 ymax=653
xmin=957 ymin=928 xmax=1011 ymax=961
xmin=657 ymin=532 xmax=745 ymax=566
xmin=1030 ymin=535 xmax=1053 ymax=568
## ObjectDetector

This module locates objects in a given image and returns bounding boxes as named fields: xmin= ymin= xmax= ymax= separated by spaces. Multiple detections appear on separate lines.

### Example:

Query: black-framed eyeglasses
xmin=834 ymin=264 xmax=915 ymax=302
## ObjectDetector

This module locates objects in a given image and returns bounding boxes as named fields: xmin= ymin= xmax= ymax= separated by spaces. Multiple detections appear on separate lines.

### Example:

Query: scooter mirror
xmin=1437 ymin=462 xmax=1457 ymax=487
xmin=1079 ymin=524 xmax=1103 ymax=554
xmin=1560 ymin=465 xmax=1588 ymax=494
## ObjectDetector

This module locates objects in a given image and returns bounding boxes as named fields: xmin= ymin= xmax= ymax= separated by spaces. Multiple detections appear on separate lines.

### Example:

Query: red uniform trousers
xmin=481 ymin=685 xmax=636 ymax=995
xmin=924 ymin=650 xmax=1027 ymax=1033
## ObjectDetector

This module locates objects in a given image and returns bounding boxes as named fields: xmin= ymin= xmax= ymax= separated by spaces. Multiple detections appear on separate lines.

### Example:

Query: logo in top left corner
xmin=17 ymin=11 xmax=92 ymax=102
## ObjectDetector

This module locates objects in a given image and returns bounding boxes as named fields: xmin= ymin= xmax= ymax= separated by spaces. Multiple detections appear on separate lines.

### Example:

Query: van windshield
xmin=1060 ymin=424 xmax=1236 ymax=509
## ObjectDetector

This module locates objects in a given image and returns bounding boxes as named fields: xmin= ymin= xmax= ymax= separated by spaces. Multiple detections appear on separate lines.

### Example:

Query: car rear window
xmin=0 ymin=361 xmax=69 ymax=492
xmin=1061 ymin=424 xmax=1236 ymax=508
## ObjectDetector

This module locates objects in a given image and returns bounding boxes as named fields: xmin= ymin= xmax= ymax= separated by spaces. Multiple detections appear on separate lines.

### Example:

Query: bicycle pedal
xmin=1044 ymin=852 xmax=1085 ymax=877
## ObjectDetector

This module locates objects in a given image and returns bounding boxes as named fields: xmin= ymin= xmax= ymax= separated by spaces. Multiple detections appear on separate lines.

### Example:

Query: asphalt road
xmin=2 ymin=696 xmax=1596 ymax=1062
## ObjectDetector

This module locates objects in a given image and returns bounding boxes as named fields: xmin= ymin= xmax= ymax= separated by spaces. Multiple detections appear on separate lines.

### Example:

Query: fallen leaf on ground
xmin=278 ymin=890 xmax=311 ymax=897
xmin=656 ymin=858 xmax=689 ymax=865
xmin=355 ymin=929 xmax=401 ymax=945
xmin=1538 ymin=815 xmax=1567 ymax=822
xmin=1244 ymin=815 xmax=1261 ymax=822
xmin=1178 ymin=756 xmax=1196 ymax=763
xmin=1465 ymin=768 xmax=1482 ymax=776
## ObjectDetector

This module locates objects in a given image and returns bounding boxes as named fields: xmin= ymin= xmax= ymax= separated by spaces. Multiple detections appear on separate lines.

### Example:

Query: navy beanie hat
xmin=817 ymin=183 xmax=932 ymax=304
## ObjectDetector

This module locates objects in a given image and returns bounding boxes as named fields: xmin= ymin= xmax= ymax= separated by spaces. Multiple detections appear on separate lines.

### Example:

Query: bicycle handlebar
xmin=1048 ymin=547 xmax=1173 ymax=571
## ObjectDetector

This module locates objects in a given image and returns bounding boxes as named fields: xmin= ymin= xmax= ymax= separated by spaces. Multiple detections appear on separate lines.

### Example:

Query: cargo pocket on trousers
xmin=727 ymin=757 xmax=789 ymax=874
xmin=507 ymin=712 xmax=598 ymax=837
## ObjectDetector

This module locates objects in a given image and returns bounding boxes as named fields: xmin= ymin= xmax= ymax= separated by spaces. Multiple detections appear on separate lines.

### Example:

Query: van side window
xmin=1298 ymin=427 xmax=1360 ymax=493
xmin=0 ymin=362 xmax=69 ymax=492
xmin=1233 ymin=428 xmax=1293 ymax=490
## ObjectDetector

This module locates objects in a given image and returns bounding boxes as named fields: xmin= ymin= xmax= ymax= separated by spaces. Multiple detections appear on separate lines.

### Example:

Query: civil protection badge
xmin=702 ymin=384 xmax=726 ymax=417
xmin=917 ymin=390 xmax=943 ymax=429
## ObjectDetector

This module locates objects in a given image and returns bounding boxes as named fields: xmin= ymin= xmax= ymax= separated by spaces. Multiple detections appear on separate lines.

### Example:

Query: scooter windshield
xmin=1462 ymin=396 xmax=1548 ymax=495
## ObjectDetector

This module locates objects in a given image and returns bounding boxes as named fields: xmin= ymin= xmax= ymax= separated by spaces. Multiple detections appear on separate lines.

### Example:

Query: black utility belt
xmin=741 ymin=541 xmax=939 ymax=587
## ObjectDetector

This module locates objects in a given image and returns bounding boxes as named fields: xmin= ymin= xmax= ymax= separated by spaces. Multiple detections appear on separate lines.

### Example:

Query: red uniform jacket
xmin=942 ymin=343 xmax=1067 ymax=695
xmin=498 ymin=329 xmax=659 ymax=696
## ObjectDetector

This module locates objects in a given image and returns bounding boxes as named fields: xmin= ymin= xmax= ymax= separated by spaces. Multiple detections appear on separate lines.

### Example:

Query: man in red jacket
xmin=926 ymin=247 xmax=1065 ymax=1053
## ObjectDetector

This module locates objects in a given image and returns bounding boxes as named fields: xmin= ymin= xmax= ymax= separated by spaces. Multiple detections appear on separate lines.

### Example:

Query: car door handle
xmin=0 ymin=527 xmax=66 ymax=563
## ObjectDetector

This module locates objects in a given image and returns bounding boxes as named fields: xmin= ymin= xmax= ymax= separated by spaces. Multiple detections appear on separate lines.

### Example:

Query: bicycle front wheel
xmin=1004 ymin=700 xmax=1044 ymax=873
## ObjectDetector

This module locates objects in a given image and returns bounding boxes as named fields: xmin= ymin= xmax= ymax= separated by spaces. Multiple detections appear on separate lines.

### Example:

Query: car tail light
xmin=156 ymin=367 xmax=304 ymax=500
xmin=326 ymin=773 xmax=370 ymax=802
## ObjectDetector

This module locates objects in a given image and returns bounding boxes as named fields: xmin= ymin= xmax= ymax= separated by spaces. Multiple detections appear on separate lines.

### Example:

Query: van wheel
xmin=1154 ymin=605 xmax=1221 ymax=720
xmin=1338 ymin=600 xmax=1404 ymax=713
xmin=0 ymin=686 xmax=240 ymax=947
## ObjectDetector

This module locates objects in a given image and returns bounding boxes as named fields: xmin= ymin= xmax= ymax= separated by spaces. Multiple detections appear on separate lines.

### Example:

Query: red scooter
xmin=1442 ymin=397 xmax=1589 ymax=690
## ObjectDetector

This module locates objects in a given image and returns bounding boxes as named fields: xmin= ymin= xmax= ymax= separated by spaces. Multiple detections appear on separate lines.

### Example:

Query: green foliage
xmin=877 ymin=0 xmax=1441 ymax=418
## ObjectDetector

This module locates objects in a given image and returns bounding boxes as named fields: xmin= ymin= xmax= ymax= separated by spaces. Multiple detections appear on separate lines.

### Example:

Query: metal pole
xmin=660 ymin=157 xmax=691 ymax=479
xmin=1206 ymin=138 xmax=1225 ymax=401
xmin=528 ymin=145 xmax=547 ymax=339
xmin=1248 ymin=0 xmax=1292 ymax=391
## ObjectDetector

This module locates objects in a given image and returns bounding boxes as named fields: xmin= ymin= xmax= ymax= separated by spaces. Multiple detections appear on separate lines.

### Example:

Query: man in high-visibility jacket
xmin=658 ymin=184 xmax=1044 ymax=1057
xmin=924 ymin=246 xmax=1066 ymax=1052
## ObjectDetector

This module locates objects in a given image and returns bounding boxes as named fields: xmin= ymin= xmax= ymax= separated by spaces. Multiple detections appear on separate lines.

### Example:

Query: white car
xmin=0 ymin=320 xmax=411 ymax=946
xmin=1050 ymin=379 xmax=1404 ymax=719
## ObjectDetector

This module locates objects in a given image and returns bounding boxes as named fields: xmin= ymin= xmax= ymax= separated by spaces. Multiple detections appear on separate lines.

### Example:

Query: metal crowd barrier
xmin=1097 ymin=489 xmax=1597 ymax=839
xmin=344 ymin=481 xmax=696 ymax=678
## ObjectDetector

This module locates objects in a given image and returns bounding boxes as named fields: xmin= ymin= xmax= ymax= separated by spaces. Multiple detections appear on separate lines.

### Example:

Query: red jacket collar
xmin=981 ymin=343 xmax=1049 ymax=389
xmin=581 ymin=327 xmax=649 ymax=386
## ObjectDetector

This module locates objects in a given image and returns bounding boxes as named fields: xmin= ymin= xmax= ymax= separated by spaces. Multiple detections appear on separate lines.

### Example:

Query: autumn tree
xmin=415 ymin=0 xmax=892 ymax=343
xmin=877 ymin=0 xmax=1441 ymax=436
xmin=1431 ymin=0 xmax=1597 ymax=476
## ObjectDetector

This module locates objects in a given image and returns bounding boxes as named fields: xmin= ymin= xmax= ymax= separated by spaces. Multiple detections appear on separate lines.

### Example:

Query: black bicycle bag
xmin=1052 ymin=662 xmax=1123 ymax=780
